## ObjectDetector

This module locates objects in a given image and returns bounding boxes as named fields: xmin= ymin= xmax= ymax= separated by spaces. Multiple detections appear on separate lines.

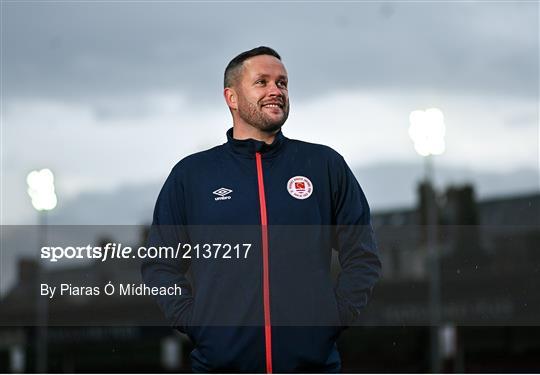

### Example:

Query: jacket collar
xmin=225 ymin=127 xmax=286 ymax=158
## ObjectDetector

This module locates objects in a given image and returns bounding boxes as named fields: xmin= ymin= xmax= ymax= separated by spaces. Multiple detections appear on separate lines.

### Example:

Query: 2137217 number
xmin=181 ymin=243 xmax=252 ymax=259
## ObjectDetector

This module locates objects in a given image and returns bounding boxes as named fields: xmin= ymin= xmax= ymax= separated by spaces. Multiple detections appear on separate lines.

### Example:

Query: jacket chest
xmin=184 ymin=162 xmax=330 ymax=225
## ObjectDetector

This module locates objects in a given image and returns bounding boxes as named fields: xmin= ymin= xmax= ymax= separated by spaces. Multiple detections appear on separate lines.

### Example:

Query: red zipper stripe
xmin=255 ymin=152 xmax=273 ymax=374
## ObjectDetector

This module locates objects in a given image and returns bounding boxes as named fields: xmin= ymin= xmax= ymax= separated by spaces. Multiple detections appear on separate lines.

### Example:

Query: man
xmin=142 ymin=46 xmax=381 ymax=373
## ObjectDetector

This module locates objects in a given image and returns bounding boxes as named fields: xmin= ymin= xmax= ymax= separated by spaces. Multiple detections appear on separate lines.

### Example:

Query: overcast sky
xmin=2 ymin=1 xmax=538 ymax=225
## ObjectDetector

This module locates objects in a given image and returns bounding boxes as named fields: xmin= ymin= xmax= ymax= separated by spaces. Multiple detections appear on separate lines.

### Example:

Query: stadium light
xmin=408 ymin=108 xmax=446 ymax=157
xmin=26 ymin=169 xmax=57 ymax=211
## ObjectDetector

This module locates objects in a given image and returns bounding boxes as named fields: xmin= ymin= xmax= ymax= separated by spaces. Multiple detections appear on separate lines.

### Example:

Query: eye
xmin=255 ymin=79 xmax=266 ymax=85
xmin=277 ymin=80 xmax=288 ymax=89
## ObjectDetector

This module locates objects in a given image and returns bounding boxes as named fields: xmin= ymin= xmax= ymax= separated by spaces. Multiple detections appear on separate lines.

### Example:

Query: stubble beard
xmin=237 ymin=99 xmax=290 ymax=133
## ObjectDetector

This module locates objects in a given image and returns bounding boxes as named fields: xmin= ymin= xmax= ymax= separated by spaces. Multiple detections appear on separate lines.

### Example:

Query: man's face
xmin=234 ymin=55 xmax=290 ymax=132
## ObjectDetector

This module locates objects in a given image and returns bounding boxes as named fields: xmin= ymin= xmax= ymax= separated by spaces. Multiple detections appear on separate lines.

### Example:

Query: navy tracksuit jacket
xmin=141 ymin=128 xmax=382 ymax=373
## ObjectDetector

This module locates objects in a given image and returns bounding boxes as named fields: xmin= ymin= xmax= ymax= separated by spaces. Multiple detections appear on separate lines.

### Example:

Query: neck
xmin=232 ymin=122 xmax=279 ymax=145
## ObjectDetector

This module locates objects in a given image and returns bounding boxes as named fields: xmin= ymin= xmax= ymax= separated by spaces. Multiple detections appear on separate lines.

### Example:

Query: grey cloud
xmin=504 ymin=111 xmax=539 ymax=127
xmin=3 ymin=2 xmax=538 ymax=107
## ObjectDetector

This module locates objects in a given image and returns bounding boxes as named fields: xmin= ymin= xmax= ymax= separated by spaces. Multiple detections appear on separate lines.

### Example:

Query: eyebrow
xmin=254 ymin=73 xmax=288 ymax=81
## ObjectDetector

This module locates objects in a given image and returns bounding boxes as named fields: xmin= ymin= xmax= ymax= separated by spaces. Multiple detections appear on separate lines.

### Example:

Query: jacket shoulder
xmin=286 ymin=138 xmax=346 ymax=163
xmin=169 ymin=144 xmax=224 ymax=176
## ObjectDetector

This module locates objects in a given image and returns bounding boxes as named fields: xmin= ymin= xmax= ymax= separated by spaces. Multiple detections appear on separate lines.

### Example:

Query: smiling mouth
xmin=261 ymin=103 xmax=283 ymax=109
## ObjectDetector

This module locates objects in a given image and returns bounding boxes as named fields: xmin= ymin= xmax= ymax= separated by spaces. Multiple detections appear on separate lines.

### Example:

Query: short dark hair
xmin=224 ymin=46 xmax=281 ymax=88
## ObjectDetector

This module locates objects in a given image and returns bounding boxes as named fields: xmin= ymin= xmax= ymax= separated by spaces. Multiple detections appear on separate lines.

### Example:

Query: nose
xmin=267 ymin=81 xmax=284 ymax=97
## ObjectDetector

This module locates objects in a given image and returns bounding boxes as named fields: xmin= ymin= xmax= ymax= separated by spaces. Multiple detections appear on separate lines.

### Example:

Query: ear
xmin=224 ymin=87 xmax=238 ymax=110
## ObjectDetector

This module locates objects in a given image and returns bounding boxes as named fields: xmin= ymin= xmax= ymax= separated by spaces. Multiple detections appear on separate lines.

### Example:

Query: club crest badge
xmin=287 ymin=176 xmax=313 ymax=200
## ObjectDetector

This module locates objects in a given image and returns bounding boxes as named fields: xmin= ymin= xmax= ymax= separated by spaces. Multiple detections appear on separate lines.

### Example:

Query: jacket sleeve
xmin=331 ymin=154 xmax=382 ymax=326
xmin=141 ymin=165 xmax=194 ymax=333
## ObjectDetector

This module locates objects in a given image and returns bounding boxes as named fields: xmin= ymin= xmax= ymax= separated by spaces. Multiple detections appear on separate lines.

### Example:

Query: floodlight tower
xmin=408 ymin=108 xmax=446 ymax=373
xmin=26 ymin=168 xmax=57 ymax=373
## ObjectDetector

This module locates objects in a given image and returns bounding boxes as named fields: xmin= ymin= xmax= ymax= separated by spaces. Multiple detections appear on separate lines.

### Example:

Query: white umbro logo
xmin=213 ymin=187 xmax=233 ymax=201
